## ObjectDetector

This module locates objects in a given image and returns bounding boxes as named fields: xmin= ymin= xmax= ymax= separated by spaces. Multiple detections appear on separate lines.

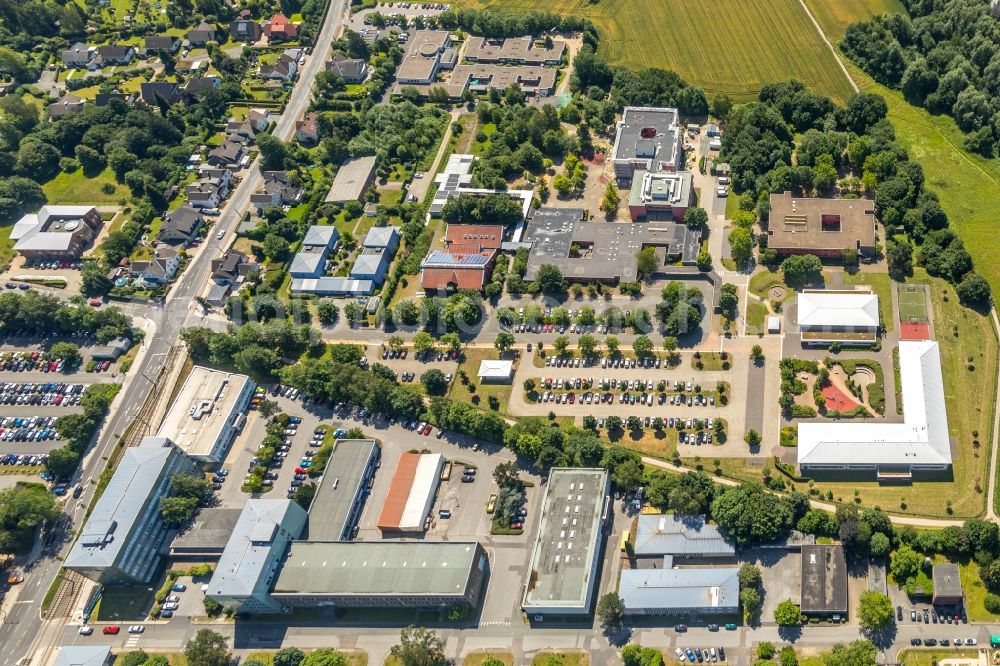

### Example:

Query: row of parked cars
xmin=0 ymin=453 xmax=49 ymax=466
xmin=0 ymin=382 xmax=86 ymax=406
xmin=909 ymin=638 xmax=977 ymax=647
xmin=0 ymin=351 xmax=72 ymax=373
xmin=674 ymin=646 xmax=725 ymax=663
xmin=0 ymin=415 xmax=60 ymax=441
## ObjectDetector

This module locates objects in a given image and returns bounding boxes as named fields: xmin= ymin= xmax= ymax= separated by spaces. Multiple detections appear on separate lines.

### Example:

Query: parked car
xmin=103 ymin=626 xmax=120 ymax=635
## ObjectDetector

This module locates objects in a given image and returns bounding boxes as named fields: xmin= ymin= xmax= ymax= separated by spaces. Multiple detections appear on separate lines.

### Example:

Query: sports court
xmin=897 ymin=283 xmax=931 ymax=340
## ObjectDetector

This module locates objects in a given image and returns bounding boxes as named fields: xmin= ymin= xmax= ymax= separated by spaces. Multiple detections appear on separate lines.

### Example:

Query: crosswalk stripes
xmin=125 ymin=636 xmax=141 ymax=648
xmin=479 ymin=620 xmax=511 ymax=627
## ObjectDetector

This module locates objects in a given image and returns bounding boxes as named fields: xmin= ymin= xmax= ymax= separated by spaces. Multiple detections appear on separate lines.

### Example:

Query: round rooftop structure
xmin=64 ymin=220 xmax=80 ymax=231
xmin=418 ymin=42 xmax=439 ymax=57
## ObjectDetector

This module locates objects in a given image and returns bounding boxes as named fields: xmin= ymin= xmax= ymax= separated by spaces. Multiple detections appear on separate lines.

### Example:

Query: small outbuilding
xmin=767 ymin=315 xmax=781 ymax=334
xmin=477 ymin=359 xmax=514 ymax=384
xmin=932 ymin=563 xmax=963 ymax=606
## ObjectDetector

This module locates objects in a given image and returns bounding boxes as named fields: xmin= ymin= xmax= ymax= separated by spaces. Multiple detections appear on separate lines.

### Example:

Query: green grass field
xmin=897 ymin=283 xmax=929 ymax=324
xmin=457 ymin=0 xmax=856 ymax=102
xmin=42 ymin=167 xmax=124 ymax=205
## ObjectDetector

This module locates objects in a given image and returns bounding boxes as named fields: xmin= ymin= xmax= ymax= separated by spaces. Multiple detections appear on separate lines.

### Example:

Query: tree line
xmin=840 ymin=0 xmax=1000 ymax=157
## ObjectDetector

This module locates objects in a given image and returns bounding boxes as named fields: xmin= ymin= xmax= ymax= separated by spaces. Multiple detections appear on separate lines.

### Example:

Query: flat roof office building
xmin=522 ymin=468 xmax=610 ymax=616
xmin=206 ymin=499 xmax=309 ymax=614
xmin=66 ymin=437 xmax=199 ymax=584
xmin=304 ymin=439 xmax=379 ymax=541
xmin=611 ymin=107 xmax=683 ymax=180
xmin=156 ymin=366 xmax=255 ymax=464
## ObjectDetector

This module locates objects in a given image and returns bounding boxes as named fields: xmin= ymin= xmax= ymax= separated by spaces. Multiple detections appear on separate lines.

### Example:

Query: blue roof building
xmin=619 ymin=567 xmax=740 ymax=615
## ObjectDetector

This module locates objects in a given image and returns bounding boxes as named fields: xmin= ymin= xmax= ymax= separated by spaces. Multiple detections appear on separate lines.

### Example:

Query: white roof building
xmin=797 ymin=291 xmax=879 ymax=330
xmin=477 ymin=359 xmax=513 ymax=383
xmin=798 ymin=340 xmax=951 ymax=478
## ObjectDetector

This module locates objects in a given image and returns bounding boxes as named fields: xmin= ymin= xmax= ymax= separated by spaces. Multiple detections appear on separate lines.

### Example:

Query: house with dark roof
xmin=211 ymin=250 xmax=253 ymax=285
xmin=230 ymin=18 xmax=262 ymax=42
xmin=160 ymin=206 xmax=204 ymax=245
xmin=327 ymin=56 xmax=368 ymax=83
xmin=245 ymin=109 xmax=271 ymax=132
xmin=139 ymin=82 xmax=181 ymax=106
xmin=294 ymin=112 xmax=319 ymax=143
xmin=206 ymin=139 xmax=246 ymax=168
xmin=62 ymin=42 xmax=95 ymax=68
xmin=95 ymin=92 xmax=134 ymax=107
xmin=96 ymin=45 xmax=135 ymax=67
xmin=144 ymin=35 xmax=180 ymax=54
xmin=48 ymin=94 xmax=86 ymax=119
xmin=184 ymin=76 xmax=221 ymax=97
xmin=131 ymin=246 xmax=180 ymax=285
xmin=186 ymin=21 xmax=218 ymax=45
xmin=263 ymin=14 xmax=299 ymax=40
xmin=185 ymin=169 xmax=231 ymax=209
xmin=258 ymin=54 xmax=297 ymax=80
xmin=250 ymin=171 xmax=304 ymax=210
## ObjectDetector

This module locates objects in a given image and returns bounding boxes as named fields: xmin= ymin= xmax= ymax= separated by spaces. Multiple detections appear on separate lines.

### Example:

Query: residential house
xmin=302 ymin=225 xmax=339 ymax=252
xmin=229 ymin=18 xmax=262 ymax=42
xmin=96 ymin=45 xmax=135 ymax=67
xmin=48 ymin=94 xmax=86 ymax=119
xmin=294 ymin=112 xmax=319 ymax=143
xmin=183 ymin=76 xmax=221 ymax=97
xmin=211 ymin=251 xmax=253 ymax=286
xmin=143 ymin=35 xmax=181 ymax=54
xmin=263 ymin=13 xmax=299 ymax=40
xmin=250 ymin=171 xmax=304 ymax=210
xmin=160 ymin=206 xmax=204 ymax=245
xmin=207 ymin=250 xmax=254 ymax=305
xmin=290 ymin=252 xmax=327 ymax=279
xmin=61 ymin=43 xmax=95 ymax=68
xmin=258 ymin=54 xmax=296 ymax=81
xmin=224 ymin=118 xmax=257 ymax=142
xmin=131 ymin=247 xmax=180 ymax=286
xmin=327 ymin=56 xmax=367 ymax=83
xmin=186 ymin=21 xmax=218 ymax=46
xmin=245 ymin=108 xmax=271 ymax=132
xmin=139 ymin=82 xmax=181 ymax=106
xmin=185 ymin=168 xmax=232 ymax=209
xmin=206 ymin=139 xmax=246 ymax=169
xmin=94 ymin=92 xmax=134 ymax=106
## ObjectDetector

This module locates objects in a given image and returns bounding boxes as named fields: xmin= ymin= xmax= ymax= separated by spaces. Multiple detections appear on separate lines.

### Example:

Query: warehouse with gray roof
xmin=325 ymin=155 xmax=377 ymax=203
xmin=633 ymin=514 xmax=735 ymax=558
xmin=302 ymin=439 xmax=379 ymax=541
xmin=522 ymin=468 xmax=611 ymax=616
xmin=619 ymin=567 xmax=740 ymax=615
xmin=66 ymin=437 xmax=199 ymax=584
xmin=270 ymin=540 xmax=488 ymax=608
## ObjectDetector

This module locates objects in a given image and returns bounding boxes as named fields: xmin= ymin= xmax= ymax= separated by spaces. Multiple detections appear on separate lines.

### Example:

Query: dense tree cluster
xmin=840 ymin=0 xmax=1000 ymax=156
xmin=0 ymin=291 xmax=138 ymax=340
xmin=470 ymin=102 xmax=575 ymax=187
xmin=720 ymin=82 xmax=989 ymax=302
xmin=655 ymin=281 xmax=703 ymax=337
xmin=159 ymin=473 xmax=212 ymax=526
xmin=0 ymin=482 xmax=60 ymax=553
xmin=711 ymin=482 xmax=795 ymax=547
xmin=181 ymin=321 xmax=318 ymax=379
xmin=347 ymin=101 xmax=447 ymax=166
xmin=440 ymin=193 xmax=524 ymax=227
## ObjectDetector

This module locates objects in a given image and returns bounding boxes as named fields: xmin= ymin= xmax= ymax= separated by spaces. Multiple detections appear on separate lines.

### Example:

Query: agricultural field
xmin=456 ymin=0 xmax=856 ymax=102
xmin=802 ymin=0 xmax=905 ymax=41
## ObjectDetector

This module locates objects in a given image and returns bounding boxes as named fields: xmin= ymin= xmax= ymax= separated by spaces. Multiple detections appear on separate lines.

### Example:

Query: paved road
xmin=0 ymin=2 xmax=353 ymax=664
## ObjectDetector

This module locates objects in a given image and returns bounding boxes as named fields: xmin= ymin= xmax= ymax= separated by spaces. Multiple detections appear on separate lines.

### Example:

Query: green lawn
xmin=896 ymin=650 xmax=980 ymax=666
xmin=43 ymin=167 xmax=124 ymax=205
xmin=531 ymin=653 xmax=589 ymax=666
xmin=745 ymin=300 xmax=768 ymax=335
xmin=748 ymin=268 xmax=792 ymax=301
xmin=958 ymin=560 xmax=1000 ymax=622
xmin=841 ymin=271 xmax=895 ymax=332
xmin=447 ymin=347 xmax=515 ymax=415
xmin=463 ymin=655 xmax=514 ymax=666
xmin=459 ymin=0 xmax=855 ymax=102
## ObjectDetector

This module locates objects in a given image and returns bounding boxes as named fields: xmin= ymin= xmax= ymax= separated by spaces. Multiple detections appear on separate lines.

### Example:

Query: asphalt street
xmin=0 ymin=1 xmax=353 ymax=664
